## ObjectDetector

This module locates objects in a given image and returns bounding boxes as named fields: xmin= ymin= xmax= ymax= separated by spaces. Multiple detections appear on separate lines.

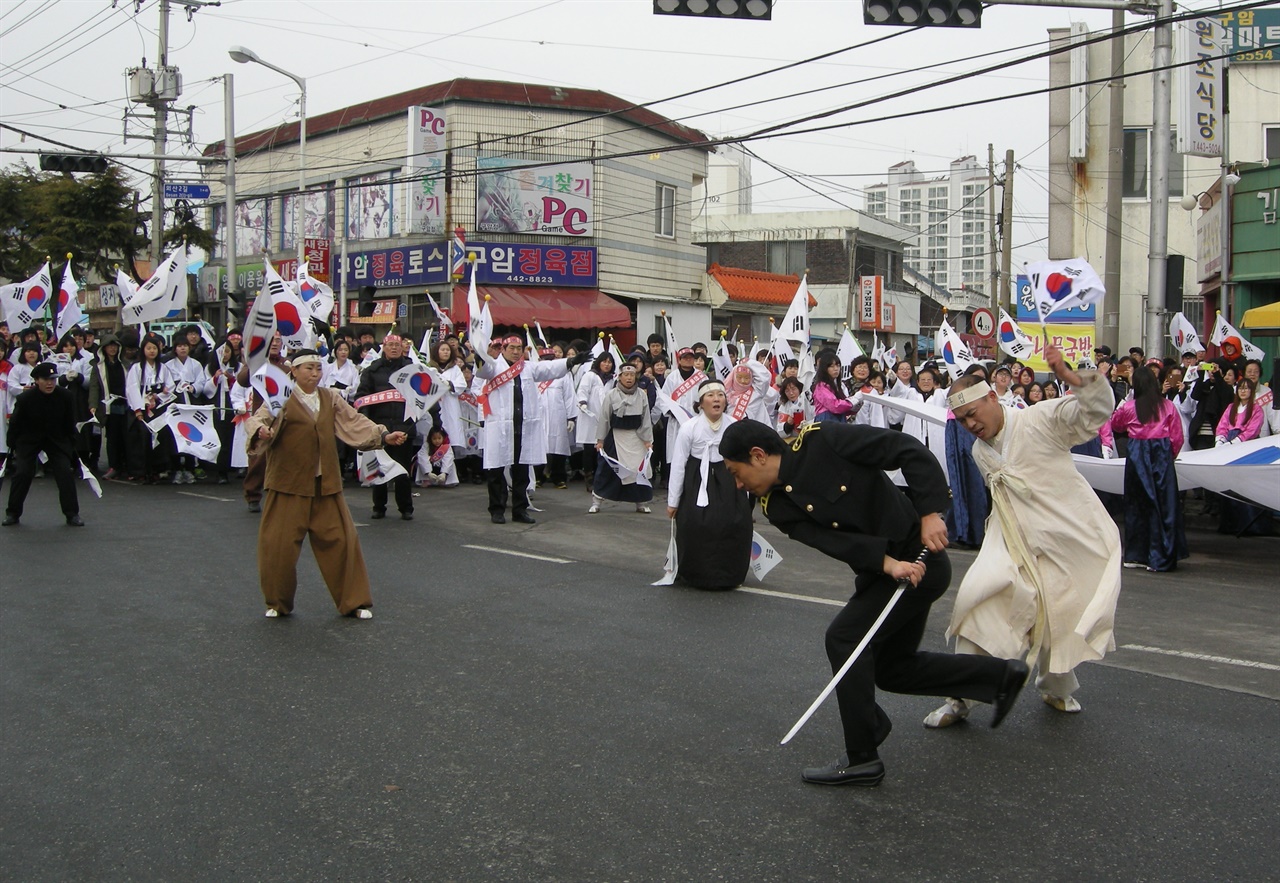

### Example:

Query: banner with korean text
xmin=475 ymin=158 xmax=593 ymax=237
xmin=406 ymin=106 xmax=447 ymax=235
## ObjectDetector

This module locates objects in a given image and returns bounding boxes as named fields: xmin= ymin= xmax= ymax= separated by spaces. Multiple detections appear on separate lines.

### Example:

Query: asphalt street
xmin=2 ymin=475 xmax=1277 ymax=881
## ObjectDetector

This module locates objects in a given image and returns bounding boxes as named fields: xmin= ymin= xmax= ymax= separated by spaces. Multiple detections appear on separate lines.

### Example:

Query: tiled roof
xmin=708 ymin=264 xmax=815 ymax=307
xmin=205 ymin=78 xmax=710 ymax=156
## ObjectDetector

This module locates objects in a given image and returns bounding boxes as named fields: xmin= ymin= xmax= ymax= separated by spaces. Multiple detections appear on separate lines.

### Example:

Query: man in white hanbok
xmin=925 ymin=345 xmax=1121 ymax=726
xmin=476 ymin=335 xmax=583 ymax=524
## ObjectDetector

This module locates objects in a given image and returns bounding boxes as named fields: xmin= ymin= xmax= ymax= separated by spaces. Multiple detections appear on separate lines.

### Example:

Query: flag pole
xmin=780 ymin=547 xmax=930 ymax=746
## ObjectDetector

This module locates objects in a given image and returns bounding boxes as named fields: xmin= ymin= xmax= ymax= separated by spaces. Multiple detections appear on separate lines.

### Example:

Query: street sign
xmin=971 ymin=307 xmax=996 ymax=340
xmin=163 ymin=183 xmax=211 ymax=201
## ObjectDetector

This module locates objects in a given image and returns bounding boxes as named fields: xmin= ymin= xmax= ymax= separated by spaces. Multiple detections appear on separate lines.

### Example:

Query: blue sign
xmin=163 ymin=183 xmax=211 ymax=201
xmin=468 ymin=242 xmax=598 ymax=288
xmin=1016 ymin=274 xmax=1096 ymax=324
xmin=335 ymin=244 xmax=449 ymax=288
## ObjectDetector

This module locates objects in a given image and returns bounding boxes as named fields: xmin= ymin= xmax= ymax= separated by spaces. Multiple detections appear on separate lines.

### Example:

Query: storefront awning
xmin=451 ymin=285 xmax=631 ymax=329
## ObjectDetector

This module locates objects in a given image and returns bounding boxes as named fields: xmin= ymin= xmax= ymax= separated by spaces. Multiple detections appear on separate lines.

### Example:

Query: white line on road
xmin=176 ymin=492 xmax=233 ymax=502
xmin=462 ymin=544 xmax=573 ymax=564
xmin=738 ymin=586 xmax=844 ymax=608
xmin=1121 ymin=644 xmax=1280 ymax=672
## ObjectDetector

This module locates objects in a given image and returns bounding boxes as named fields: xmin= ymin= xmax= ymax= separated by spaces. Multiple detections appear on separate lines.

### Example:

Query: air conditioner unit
xmin=127 ymin=67 xmax=155 ymax=103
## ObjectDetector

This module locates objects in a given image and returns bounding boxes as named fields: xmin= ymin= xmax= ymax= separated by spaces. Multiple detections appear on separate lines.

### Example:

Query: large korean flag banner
xmin=121 ymin=247 xmax=187 ymax=325
xmin=167 ymin=404 xmax=221 ymax=460
xmin=1210 ymin=313 xmax=1264 ymax=361
xmin=1 ymin=261 xmax=53 ymax=329
xmin=390 ymin=364 xmax=446 ymax=422
xmin=1025 ymin=258 xmax=1105 ymax=324
xmin=265 ymin=262 xmax=312 ymax=351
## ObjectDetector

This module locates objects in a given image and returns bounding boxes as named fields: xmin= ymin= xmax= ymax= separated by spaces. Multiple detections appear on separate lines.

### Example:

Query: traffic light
xmin=863 ymin=0 xmax=981 ymax=27
xmin=226 ymin=285 xmax=246 ymax=326
xmin=654 ymin=0 xmax=772 ymax=20
xmin=38 ymin=153 xmax=110 ymax=174
xmin=357 ymin=285 xmax=377 ymax=318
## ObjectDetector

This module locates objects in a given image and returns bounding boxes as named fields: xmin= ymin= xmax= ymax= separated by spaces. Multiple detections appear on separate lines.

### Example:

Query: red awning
xmin=450 ymin=285 xmax=631 ymax=329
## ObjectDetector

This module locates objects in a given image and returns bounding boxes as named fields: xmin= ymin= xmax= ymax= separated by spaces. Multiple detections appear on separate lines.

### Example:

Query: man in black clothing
xmin=720 ymin=420 xmax=1026 ymax=787
xmin=4 ymin=362 xmax=83 ymax=527
xmin=353 ymin=332 xmax=420 ymax=520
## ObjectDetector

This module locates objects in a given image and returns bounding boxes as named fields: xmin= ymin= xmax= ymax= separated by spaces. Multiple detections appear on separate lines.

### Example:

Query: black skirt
xmin=675 ymin=455 xmax=752 ymax=589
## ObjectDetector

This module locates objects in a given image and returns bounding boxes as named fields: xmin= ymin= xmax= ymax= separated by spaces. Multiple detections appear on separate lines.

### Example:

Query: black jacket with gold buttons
xmin=760 ymin=423 xmax=950 ymax=576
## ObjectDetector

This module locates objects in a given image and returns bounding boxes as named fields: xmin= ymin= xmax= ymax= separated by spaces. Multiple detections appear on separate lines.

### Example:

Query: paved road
xmin=2 ymin=477 xmax=1277 ymax=881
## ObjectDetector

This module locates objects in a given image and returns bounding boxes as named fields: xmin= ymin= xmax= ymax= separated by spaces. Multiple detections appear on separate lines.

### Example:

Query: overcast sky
xmin=2 ymin=0 xmax=1190 ymax=267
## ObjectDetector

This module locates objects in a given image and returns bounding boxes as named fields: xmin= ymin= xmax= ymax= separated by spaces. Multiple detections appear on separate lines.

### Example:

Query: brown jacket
xmin=246 ymin=388 xmax=386 ymax=496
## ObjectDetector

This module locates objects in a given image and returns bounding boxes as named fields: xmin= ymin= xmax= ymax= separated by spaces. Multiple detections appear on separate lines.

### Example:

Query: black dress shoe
xmin=370 ymin=509 xmax=386 ymax=520
xmin=801 ymin=754 xmax=886 ymax=787
xmin=66 ymin=515 xmax=85 ymax=527
xmin=512 ymin=511 xmax=536 ymax=524
xmin=490 ymin=513 xmax=506 ymax=524
xmin=991 ymin=659 xmax=1030 ymax=728
xmin=2 ymin=514 xmax=18 ymax=527
xmin=400 ymin=512 xmax=414 ymax=521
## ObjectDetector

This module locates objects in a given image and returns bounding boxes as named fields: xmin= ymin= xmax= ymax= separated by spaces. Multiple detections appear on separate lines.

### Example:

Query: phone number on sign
xmin=501 ymin=275 xmax=556 ymax=284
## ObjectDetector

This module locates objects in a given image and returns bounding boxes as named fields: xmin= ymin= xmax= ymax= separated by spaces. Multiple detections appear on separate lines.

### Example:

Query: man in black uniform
xmin=720 ymin=420 xmax=1026 ymax=787
xmin=4 ymin=362 xmax=83 ymax=527
xmin=353 ymin=332 xmax=420 ymax=520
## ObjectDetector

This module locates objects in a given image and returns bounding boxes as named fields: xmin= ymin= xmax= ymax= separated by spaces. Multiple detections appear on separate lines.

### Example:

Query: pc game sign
xmin=406 ymin=106 xmax=447 ymax=236
xmin=475 ymin=158 xmax=594 ymax=237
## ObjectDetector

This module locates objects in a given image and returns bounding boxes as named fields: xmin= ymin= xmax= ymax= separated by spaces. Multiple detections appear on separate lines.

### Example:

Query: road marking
xmin=738 ymin=586 xmax=844 ymax=608
xmin=462 ymin=544 xmax=573 ymax=564
xmin=1121 ymin=644 xmax=1280 ymax=672
xmin=176 ymin=492 xmax=233 ymax=502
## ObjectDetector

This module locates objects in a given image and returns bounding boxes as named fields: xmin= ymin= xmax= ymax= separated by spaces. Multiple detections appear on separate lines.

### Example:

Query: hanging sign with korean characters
xmin=857 ymin=276 xmax=882 ymax=330
xmin=475 ymin=158 xmax=594 ymax=237
xmin=406 ymin=106 xmax=447 ymax=235
xmin=466 ymin=242 xmax=598 ymax=287
xmin=1176 ymin=17 xmax=1228 ymax=157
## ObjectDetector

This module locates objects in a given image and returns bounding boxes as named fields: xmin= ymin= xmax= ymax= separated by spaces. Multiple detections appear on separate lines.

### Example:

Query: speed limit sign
xmin=971 ymin=307 xmax=995 ymax=340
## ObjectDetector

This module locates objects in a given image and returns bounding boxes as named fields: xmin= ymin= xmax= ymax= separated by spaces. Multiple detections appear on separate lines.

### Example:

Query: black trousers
xmin=103 ymin=411 xmax=128 ymax=472
xmin=488 ymin=412 xmax=531 ymax=517
xmin=372 ymin=441 xmax=419 ymax=514
xmin=828 ymin=551 xmax=1008 ymax=757
xmin=6 ymin=444 xmax=79 ymax=518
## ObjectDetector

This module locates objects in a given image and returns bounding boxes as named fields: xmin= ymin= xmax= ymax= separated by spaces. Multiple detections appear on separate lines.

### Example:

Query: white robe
xmin=574 ymin=371 xmax=609 ymax=447
xmin=947 ymin=374 xmax=1122 ymax=676
xmin=542 ymin=372 xmax=576 ymax=457
xmin=228 ymin=382 xmax=252 ymax=469
xmin=891 ymin=383 xmax=948 ymax=484
xmin=476 ymin=356 xmax=571 ymax=470
xmin=667 ymin=413 xmax=737 ymax=510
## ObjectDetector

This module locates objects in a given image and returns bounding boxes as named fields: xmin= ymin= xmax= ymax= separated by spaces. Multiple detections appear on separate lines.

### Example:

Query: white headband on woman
xmin=698 ymin=381 xmax=726 ymax=399
xmin=291 ymin=353 xmax=322 ymax=368
xmin=947 ymin=380 xmax=992 ymax=411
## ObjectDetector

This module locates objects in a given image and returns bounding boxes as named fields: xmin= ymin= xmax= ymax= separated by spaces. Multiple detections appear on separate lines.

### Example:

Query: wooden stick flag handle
xmin=780 ymin=547 xmax=930 ymax=746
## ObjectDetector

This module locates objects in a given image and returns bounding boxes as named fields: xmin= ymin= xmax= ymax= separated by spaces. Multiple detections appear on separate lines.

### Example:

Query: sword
xmin=780 ymin=547 xmax=931 ymax=745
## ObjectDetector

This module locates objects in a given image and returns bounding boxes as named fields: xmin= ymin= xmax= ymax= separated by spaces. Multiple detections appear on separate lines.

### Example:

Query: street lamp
xmin=228 ymin=45 xmax=306 ymax=271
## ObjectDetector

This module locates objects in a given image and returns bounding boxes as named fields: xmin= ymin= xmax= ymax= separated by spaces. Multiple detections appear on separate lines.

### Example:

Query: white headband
xmin=290 ymin=353 xmax=322 ymax=368
xmin=698 ymin=381 xmax=726 ymax=399
xmin=947 ymin=380 xmax=992 ymax=410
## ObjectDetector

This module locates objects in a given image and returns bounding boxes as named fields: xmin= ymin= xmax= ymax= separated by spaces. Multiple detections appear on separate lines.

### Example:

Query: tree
xmin=0 ymin=163 xmax=206 ymax=283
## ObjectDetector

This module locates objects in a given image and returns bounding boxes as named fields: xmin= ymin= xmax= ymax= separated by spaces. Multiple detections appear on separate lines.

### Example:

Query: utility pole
xmin=987 ymin=143 xmax=999 ymax=314
xmin=1144 ymin=0 xmax=1174 ymax=357
xmin=150 ymin=0 xmax=171 ymax=268
xmin=1101 ymin=9 xmax=1125 ymax=352
xmin=224 ymin=73 xmax=237 ymax=316
xmin=999 ymin=149 xmax=1015 ymax=308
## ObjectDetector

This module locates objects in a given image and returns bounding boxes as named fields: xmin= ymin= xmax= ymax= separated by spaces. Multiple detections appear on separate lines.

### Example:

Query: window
xmin=1266 ymin=126 xmax=1280 ymax=161
xmin=866 ymin=190 xmax=887 ymax=216
xmin=1122 ymin=128 xmax=1184 ymax=199
xmin=766 ymin=240 xmax=806 ymax=276
xmin=655 ymin=183 xmax=676 ymax=238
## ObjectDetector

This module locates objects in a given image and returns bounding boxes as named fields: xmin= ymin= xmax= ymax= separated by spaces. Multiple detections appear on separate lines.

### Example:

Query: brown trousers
xmin=243 ymin=450 xmax=265 ymax=504
xmin=257 ymin=485 xmax=372 ymax=615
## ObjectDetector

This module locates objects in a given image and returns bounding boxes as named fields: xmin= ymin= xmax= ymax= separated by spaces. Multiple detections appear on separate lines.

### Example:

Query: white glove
xmin=1102 ymin=444 xmax=1116 ymax=460
xmin=567 ymin=419 xmax=575 ymax=433
xmin=577 ymin=401 xmax=590 ymax=415
xmin=1214 ymin=436 xmax=1227 ymax=447
xmin=66 ymin=370 xmax=79 ymax=381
